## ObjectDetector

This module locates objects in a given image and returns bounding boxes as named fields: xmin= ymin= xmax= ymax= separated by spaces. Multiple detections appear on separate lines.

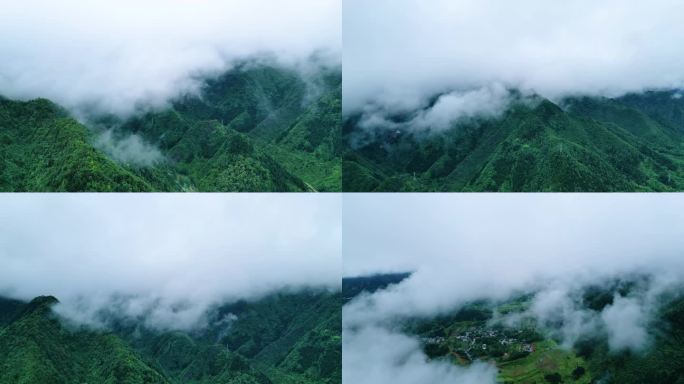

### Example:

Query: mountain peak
xmin=534 ymin=99 xmax=564 ymax=119
xmin=29 ymin=295 xmax=59 ymax=307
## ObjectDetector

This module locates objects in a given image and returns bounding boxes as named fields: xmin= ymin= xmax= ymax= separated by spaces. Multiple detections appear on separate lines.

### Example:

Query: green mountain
xmin=0 ymin=296 xmax=168 ymax=383
xmin=342 ymin=273 xmax=411 ymax=303
xmin=0 ymin=291 xmax=341 ymax=384
xmin=359 ymin=276 xmax=684 ymax=384
xmin=0 ymin=62 xmax=341 ymax=192
xmin=343 ymin=90 xmax=684 ymax=191
xmin=0 ymin=98 xmax=154 ymax=191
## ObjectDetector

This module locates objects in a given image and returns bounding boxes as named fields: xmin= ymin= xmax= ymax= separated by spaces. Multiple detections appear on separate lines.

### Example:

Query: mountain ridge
xmin=0 ymin=290 xmax=340 ymax=384
xmin=0 ymin=62 xmax=341 ymax=192
xmin=343 ymin=90 xmax=684 ymax=192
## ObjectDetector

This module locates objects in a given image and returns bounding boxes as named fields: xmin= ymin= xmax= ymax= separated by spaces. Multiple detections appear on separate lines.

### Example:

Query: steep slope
xmin=342 ymin=273 xmax=411 ymax=303
xmin=269 ymin=78 xmax=342 ymax=192
xmin=216 ymin=291 xmax=341 ymax=384
xmin=0 ymin=62 xmax=341 ymax=192
xmin=127 ymin=331 xmax=273 ymax=384
xmin=0 ymin=291 xmax=341 ymax=384
xmin=391 ymin=283 xmax=684 ymax=384
xmin=112 ymin=63 xmax=341 ymax=192
xmin=0 ymin=98 xmax=154 ymax=191
xmin=0 ymin=296 xmax=167 ymax=384
xmin=123 ymin=291 xmax=341 ymax=384
xmin=344 ymin=91 xmax=684 ymax=192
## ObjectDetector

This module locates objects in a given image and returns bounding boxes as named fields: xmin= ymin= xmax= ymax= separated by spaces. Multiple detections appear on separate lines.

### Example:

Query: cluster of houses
xmin=422 ymin=326 xmax=535 ymax=358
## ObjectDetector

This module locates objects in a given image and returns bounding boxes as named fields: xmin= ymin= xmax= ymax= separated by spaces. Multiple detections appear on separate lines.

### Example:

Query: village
xmin=421 ymin=321 xmax=540 ymax=364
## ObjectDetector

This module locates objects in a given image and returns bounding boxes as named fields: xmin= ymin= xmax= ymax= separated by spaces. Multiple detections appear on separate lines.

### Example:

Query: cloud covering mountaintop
xmin=0 ymin=194 xmax=341 ymax=329
xmin=0 ymin=0 xmax=340 ymax=117
xmin=343 ymin=193 xmax=684 ymax=384
xmin=344 ymin=0 xmax=684 ymax=127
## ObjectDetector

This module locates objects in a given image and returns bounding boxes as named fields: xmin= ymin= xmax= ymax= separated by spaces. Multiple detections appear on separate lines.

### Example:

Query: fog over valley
xmin=343 ymin=194 xmax=684 ymax=383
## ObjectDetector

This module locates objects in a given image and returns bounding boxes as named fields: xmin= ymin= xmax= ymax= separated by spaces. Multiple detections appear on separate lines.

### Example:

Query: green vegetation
xmin=0 ymin=62 xmax=341 ymax=191
xmin=0 ymin=291 xmax=340 ymax=384
xmin=344 ymin=90 xmax=684 ymax=191
xmin=497 ymin=340 xmax=590 ymax=384
xmin=0 ymin=98 xmax=154 ymax=191
xmin=576 ymin=295 xmax=684 ymax=383
xmin=0 ymin=296 xmax=168 ymax=383
xmin=345 ymin=273 xmax=684 ymax=384
xmin=342 ymin=272 xmax=411 ymax=303
xmin=401 ymin=289 xmax=684 ymax=384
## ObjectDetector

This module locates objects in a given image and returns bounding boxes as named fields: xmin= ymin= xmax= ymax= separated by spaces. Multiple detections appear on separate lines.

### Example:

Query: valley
xmin=0 ymin=61 xmax=341 ymax=192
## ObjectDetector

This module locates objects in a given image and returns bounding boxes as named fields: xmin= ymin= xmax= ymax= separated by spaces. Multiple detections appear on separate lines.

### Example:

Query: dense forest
xmin=0 ymin=290 xmax=340 ymax=384
xmin=342 ymin=272 xmax=411 ymax=303
xmin=0 ymin=62 xmax=341 ymax=192
xmin=344 ymin=90 xmax=684 ymax=191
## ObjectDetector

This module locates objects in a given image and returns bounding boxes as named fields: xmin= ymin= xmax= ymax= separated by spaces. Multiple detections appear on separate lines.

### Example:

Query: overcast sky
xmin=344 ymin=193 xmax=684 ymax=278
xmin=0 ymin=194 xmax=340 ymax=329
xmin=344 ymin=0 xmax=684 ymax=126
xmin=343 ymin=193 xmax=684 ymax=384
xmin=0 ymin=0 xmax=340 ymax=117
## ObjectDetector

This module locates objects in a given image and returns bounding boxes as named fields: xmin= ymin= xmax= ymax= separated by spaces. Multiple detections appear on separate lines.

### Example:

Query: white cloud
xmin=343 ymin=193 xmax=684 ymax=379
xmin=357 ymin=84 xmax=514 ymax=134
xmin=0 ymin=0 xmax=340 ymax=117
xmin=530 ymin=287 xmax=602 ymax=348
xmin=343 ymin=325 xmax=497 ymax=384
xmin=409 ymin=85 xmax=512 ymax=130
xmin=601 ymin=296 xmax=650 ymax=352
xmin=344 ymin=0 xmax=684 ymax=123
xmin=94 ymin=129 xmax=164 ymax=167
xmin=0 ymin=193 xmax=341 ymax=329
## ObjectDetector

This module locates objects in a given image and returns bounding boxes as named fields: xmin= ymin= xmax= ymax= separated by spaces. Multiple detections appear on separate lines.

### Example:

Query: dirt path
xmin=304 ymin=182 xmax=318 ymax=192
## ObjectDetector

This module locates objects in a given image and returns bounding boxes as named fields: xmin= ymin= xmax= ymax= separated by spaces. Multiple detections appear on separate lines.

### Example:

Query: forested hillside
xmin=396 ymin=281 xmax=684 ymax=383
xmin=342 ymin=273 xmax=411 ymax=303
xmin=344 ymin=90 xmax=684 ymax=192
xmin=0 ymin=62 xmax=341 ymax=192
xmin=0 ymin=291 xmax=340 ymax=384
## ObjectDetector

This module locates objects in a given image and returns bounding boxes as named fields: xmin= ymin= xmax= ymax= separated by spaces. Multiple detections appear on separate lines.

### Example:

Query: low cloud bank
xmin=343 ymin=193 xmax=684 ymax=380
xmin=0 ymin=0 xmax=340 ymax=118
xmin=0 ymin=194 xmax=341 ymax=330
xmin=344 ymin=0 xmax=684 ymax=131
xmin=522 ymin=275 xmax=676 ymax=352
xmin=355 ymin=84 xmax=514 ymax=135
xmin=344 ymin=325 xmax=497 ymax=384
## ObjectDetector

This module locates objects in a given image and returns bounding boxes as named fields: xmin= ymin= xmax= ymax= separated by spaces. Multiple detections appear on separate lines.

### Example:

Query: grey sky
xmin=344 ymin=0 xmax=684 ymax=123
xmin=0 ymin=194 xmax=341 ymax=328
xmin=343 ymin=193 xmax=684 ymax=384
xmin=0 ymin=0 xmax=340 ymax=117
xmin=344 ymin=193 xmax=684 ymax=278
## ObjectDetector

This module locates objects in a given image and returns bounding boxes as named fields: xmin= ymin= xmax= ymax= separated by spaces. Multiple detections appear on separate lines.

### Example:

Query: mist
xmin=94 ymin=129 xmax=165 ymax=167
xmin=342 ymin=193 xmax=684 ymax=382
xmin=0 ymin=0 xmax=340 ymax=118
xmin=356 ymin=84 xmax=514 ymax=134
xmin=0 ymin=194 xmax=341 ymax=330
xmin=344 ymin=0 xmax=684 ymax=130
xmin=343 ymin=325 xmax=497 ymax=384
